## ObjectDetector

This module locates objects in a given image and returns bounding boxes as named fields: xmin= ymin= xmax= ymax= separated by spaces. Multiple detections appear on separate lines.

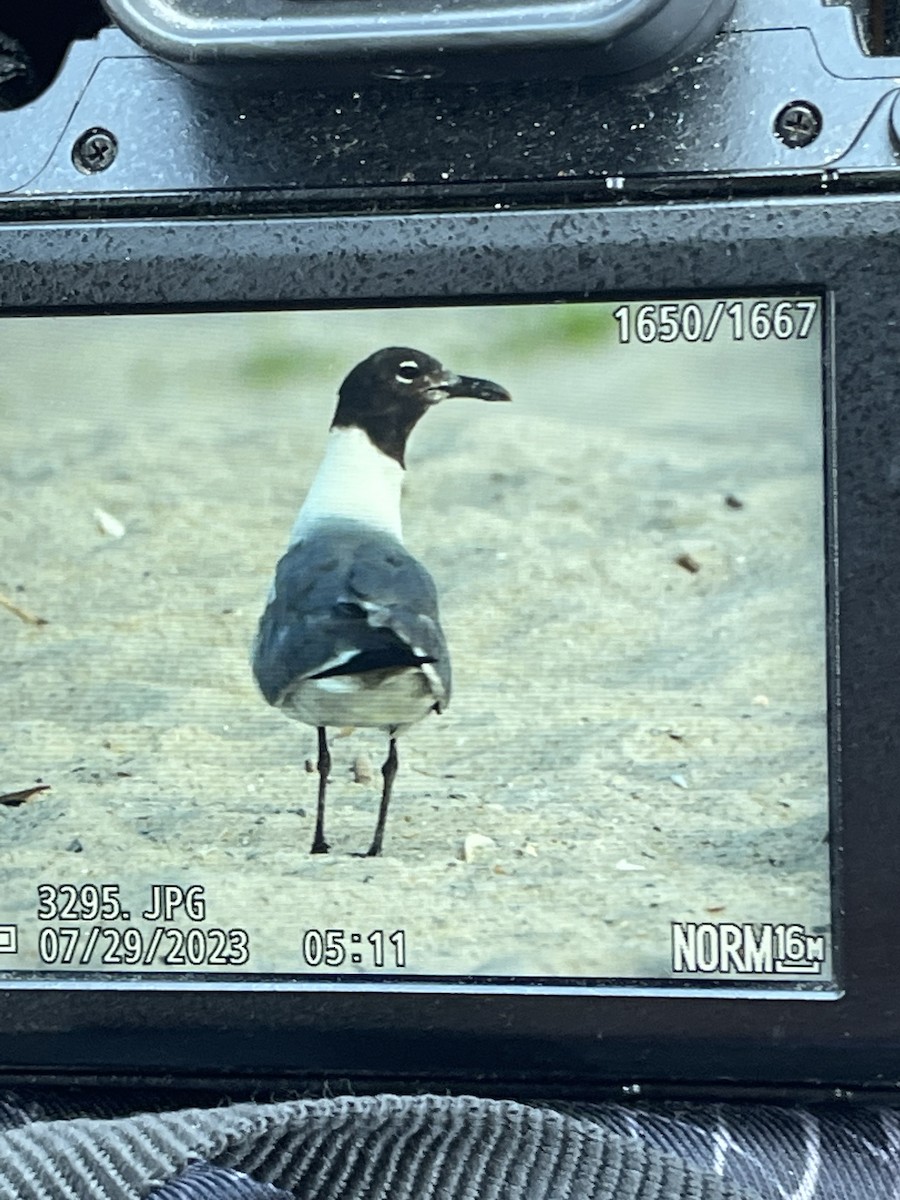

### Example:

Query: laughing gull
xmin=253 ymin=347 xmax=511 ymax=857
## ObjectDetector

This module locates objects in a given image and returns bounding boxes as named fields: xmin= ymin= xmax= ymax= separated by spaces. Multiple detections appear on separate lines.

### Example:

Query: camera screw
xmin=774 ymin=102 xmax=822 ymax=149
xmin=72 ymin=128 xmax=118 ymax=174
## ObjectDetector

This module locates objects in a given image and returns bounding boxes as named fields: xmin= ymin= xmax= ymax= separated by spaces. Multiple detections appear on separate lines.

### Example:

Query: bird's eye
xmin=395 ymin=360 xmax=420 ymax=384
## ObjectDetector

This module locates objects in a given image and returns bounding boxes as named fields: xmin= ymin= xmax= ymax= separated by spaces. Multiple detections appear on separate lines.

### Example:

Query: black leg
xmin=311 ymin=726 xmax=330 ymax=854
xmin=365 ymin=736 xmax=398 ymax=857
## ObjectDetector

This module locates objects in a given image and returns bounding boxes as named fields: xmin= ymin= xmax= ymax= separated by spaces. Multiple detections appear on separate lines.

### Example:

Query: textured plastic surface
xmin=102 ymin=0 xmax=736 ymax=86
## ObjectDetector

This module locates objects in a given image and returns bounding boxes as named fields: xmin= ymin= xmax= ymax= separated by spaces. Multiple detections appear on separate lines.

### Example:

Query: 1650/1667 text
xmin=612 ymin=300 xmax=817 ymax=344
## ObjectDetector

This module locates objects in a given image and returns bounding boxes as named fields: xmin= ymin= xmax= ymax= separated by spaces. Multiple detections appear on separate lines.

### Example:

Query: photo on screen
xmin=0 ymin=298 xmax=831 ymax=985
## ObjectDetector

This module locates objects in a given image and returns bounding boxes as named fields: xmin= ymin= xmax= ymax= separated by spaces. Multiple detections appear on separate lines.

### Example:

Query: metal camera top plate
xmin=1 ymin=1 xmax=900 ymax=208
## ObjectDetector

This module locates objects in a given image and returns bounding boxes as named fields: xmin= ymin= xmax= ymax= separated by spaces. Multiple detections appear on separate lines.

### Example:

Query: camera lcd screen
xmin=0 ymin=296 xmax=831 ymax=990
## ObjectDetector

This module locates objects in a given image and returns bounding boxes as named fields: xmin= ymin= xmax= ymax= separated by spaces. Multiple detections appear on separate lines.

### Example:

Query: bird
xmin=252 ymin=346 xmax=511 ymax=857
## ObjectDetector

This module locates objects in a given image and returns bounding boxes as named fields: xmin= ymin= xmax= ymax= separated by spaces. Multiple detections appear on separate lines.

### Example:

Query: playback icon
xmin=0 ymin=925 xmax=18 ymax=954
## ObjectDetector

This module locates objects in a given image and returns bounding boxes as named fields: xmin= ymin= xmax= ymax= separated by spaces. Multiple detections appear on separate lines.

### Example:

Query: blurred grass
xmin=0 ymin=303 xmax=819 ymax=446
xmin=235 ymin=343 xmax=337 ymax=389
xmin=230 ymin=303 xmax=618 ymax=393
xmin=493 ymin=303 xmax=617 ymax=354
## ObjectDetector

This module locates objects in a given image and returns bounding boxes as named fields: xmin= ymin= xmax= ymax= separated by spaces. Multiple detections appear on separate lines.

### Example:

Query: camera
xmin=0 ymin=0 xmax=898 ymax=1099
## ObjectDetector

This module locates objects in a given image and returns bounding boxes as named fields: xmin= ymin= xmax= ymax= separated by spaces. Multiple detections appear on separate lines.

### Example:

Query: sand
xmin=0 ymin=303 xmax=831 ymax=983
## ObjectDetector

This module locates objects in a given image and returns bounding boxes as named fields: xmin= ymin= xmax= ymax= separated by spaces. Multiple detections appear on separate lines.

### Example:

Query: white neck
xmin=289 ymin=426 xmax=404 ymax=545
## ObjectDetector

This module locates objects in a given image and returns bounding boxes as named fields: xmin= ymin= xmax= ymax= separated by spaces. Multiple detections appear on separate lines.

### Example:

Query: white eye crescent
xmin=395 ymin=360 xmax=420 ymax=384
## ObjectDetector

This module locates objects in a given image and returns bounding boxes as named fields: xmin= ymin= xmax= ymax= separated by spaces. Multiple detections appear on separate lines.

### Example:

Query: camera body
xmin=0 ymin=1 xmax=899 ymax=209
xmin=0 ymin=1 xmax=899 ymax=1098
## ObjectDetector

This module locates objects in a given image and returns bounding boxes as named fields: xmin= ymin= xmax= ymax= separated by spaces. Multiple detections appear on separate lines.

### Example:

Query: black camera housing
xmin=0 ymin=0 xmax=899 ymax=212
xmin=0 ymin=1 xmax=898 ymax=1098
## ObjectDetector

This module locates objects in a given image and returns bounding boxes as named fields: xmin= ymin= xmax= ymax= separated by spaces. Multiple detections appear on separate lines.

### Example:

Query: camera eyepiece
xmin=102 ymin=0 xmax=736 ymax=88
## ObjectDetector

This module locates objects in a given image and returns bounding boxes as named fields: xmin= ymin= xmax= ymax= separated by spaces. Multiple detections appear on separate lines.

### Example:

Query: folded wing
xmin=252 ymin=522 xmax=451 ymax=712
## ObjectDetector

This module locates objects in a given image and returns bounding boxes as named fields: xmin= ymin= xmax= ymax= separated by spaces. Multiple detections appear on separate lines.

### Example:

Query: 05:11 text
xmin=301 ymin=928 xmax=407 ymax=969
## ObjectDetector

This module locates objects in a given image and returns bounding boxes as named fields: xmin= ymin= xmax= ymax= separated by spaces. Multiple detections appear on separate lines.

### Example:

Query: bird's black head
xmin=332 ymin=346 xmax=511 ymax=466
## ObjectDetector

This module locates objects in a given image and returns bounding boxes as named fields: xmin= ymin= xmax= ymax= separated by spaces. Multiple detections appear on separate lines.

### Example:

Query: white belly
xmin=279 ymin=665 xmax=439 ymax=732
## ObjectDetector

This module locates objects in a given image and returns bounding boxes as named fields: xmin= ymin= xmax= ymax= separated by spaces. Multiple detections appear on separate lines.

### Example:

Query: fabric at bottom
xmin=0 ymin=1093 xmax=754 ymax=1200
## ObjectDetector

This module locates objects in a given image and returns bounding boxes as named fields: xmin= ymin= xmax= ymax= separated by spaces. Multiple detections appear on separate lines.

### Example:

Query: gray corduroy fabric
xmin=0 ymin=1093 xmax=757 ymax=1200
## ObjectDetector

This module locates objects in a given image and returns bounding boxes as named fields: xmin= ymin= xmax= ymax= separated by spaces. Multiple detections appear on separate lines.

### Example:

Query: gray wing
xmin=252 ymin=523 xmax=451 ymax=708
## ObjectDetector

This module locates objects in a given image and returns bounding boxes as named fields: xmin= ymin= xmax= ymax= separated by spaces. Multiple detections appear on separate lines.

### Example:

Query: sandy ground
xmin=0 ymin=304 xmax=831 ymax=982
